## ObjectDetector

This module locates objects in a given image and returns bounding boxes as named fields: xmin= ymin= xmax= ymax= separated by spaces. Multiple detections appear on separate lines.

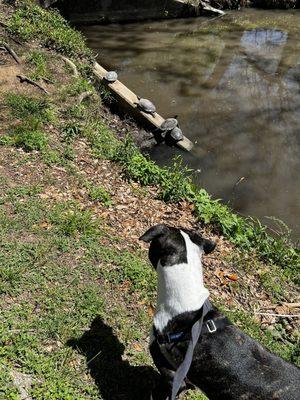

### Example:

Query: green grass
xmin=7 ymin=1 xmax=92 ymax=60
xmin=0 ymin=3 xmax=299 ymax=397
xmin=26 ymin=49 xmax=52 ymax=82
xmin=5 ymin=93 xmax=54 ymax=123
xmin=9 ymin=122 xmax=48 ymax=152
xmin=0 ymin=184 xmax=297 ymax=399
xmin=88 ymin=186 xmax=112 ymax=206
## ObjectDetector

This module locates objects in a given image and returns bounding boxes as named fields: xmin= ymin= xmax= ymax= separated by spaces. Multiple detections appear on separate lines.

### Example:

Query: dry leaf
xmin=132 ymin=343 xmax=143 ymax=352
xmin=226 ymin=274 xmax=239 ymax=281
xmin=148 ymin=304 xmax=155 ymax=317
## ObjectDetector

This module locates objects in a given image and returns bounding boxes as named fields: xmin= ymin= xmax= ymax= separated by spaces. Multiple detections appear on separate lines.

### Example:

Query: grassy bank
xmin=4 ymin=0 xmax=299 ymax=280
xmin=0 ymin=1 xmax=299 ymax=399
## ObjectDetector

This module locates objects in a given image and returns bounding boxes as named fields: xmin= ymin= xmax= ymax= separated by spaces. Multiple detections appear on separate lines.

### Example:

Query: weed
xmin=88 ymin=186 xmax=112 ymax=206
xmin=6 ymin=185 xmax=43 ymax=200
xmin=61 ymin=122 xmax=82 ymax=143
xmin=64 ymin=104 xmax=86 ymax=119
xmin=26 ymin=49 xmax=50 ymax=81
xmin=5 ymin=93 xmax=54 ymax=123
xmin=63 ymin=78 xmax=93 ymax=97
xmin=0 ymin=135 xmax=13 ymax=146
xmin=9 ymin=122 xmax=48 ymax=152
xmin=83 ymin=122 xmax=119 ymax=159
xmin=41 ymin=149 xmax=63 ymax=166
xmin=48 ymin=202 xmax=98 ymax=237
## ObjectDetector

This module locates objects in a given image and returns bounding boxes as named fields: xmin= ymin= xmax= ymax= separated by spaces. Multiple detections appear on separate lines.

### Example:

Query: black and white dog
xmin=140 ymin=224 xmax=300 ymax=400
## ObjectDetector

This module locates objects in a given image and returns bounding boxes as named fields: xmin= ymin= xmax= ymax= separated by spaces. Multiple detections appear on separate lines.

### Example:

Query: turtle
xmin=104 ymin=71 xmax=118 ymax=83
xmin=169 ymin=127 xmax=184 ymax=142
xmin=160 ymin=117 xmax=178 ymax=132
xmin=135 ymin=96 xmax=156 ymax=116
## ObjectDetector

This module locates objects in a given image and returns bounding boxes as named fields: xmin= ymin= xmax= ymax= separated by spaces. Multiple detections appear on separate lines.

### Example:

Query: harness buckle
xmin=206 ymin=319 xmax=217 ymax=333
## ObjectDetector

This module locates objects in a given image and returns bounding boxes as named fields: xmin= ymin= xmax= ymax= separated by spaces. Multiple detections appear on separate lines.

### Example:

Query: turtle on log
xmin=135 ymin=96 xmax=156 ymax=116
xmin=104 ymin=71 xmax=118 ymax=83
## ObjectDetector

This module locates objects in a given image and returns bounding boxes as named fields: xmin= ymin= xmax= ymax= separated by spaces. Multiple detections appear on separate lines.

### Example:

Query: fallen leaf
xmin=132 ymin=343 xmax=143 ymax=352
xmin=148 ymin=304 xmax=155 ymax=317
xmin=226 ymin=274 xmax=239 ymax=281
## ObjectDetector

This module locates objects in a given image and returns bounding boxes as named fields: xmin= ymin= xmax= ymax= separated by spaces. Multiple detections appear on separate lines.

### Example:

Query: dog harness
xmin=154 ymin=300 xmax=226 ymax=400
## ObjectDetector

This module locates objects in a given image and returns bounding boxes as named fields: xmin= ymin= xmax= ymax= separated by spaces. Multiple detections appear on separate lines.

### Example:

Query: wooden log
xmin=93 ymin=62 xmax=193 ymax=152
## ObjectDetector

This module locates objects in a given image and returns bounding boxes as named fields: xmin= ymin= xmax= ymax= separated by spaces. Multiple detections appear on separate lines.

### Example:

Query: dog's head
xmin=139 ymin=224 xmax=216 ymax=269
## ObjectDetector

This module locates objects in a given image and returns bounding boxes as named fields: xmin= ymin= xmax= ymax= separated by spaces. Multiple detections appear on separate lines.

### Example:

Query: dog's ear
xmin=139 ymin=224 xmax=169 ymax=243
xmin=203 ymin=239 xmax=216 ymax=254
xmin=184 ymin=230 xmax=216 ymax=254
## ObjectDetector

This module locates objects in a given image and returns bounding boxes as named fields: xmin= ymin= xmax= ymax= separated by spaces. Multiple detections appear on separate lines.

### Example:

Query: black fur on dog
xmin=140 ymin=224 xmax=300 ymax=400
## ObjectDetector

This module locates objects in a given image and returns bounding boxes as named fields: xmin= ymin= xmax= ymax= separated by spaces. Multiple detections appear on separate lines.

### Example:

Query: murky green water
xmin=80 ymin=9 xmax=300 ymax=239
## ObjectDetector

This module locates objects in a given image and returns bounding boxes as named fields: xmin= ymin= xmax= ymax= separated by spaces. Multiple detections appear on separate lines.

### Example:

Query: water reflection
xmin=80 ymin=10 xmax=300 ymax=239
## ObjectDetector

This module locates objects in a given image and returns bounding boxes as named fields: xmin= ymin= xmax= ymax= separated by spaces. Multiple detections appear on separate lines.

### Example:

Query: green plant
xmin=112 ymin=139 xmax=299 ymax=279
xmin=48 ymin=202 xmax=98 ymax=237
xmin=88 ymin=186 xmax=112 ymax=206
xmin=5 ymin=93 xmax=54 ymax=122
xmin=7 ymin=1 xmax=92 ymax=60
xmin=10 ymin=123 xmax=48 ymax=152
xmin=61 ymin=122 xmax=82 ymax=143
xmin=64 ymin=78 xmax=93 ymax=97
xmin=26 ymin=49 xmax=50 ymax=81
xmin=83 ymin=122 xmax=119 ymax=160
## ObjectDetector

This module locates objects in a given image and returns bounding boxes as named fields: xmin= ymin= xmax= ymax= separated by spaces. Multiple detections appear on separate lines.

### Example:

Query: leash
xmin=171 ymin=300 xmax=212 ymax=400
xmin=154 ymin=300 xmax=215 ymax=400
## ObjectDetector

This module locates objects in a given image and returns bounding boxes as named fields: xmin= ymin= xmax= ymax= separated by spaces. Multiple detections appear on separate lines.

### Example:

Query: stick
xmin=199 ymin=1 xmax=226 ymax=16
xmin=0 ymin=20 xmax=8 ymax=28
xmin=260 ymin=302 xmax=300 ymax=310
xmin=61 ymin=56 xmax=79 ymax=77
xmin=255 ymin=312 xmax=300 ymax=318
xmin=78 ymin=90 xmax=93 ymax=104
xmin=2 ymin=41 xmax=20 ymax=64
xmin=17 ymin=75 xmax=49 ymax=94
xmin=41 ymin=76 xmax=54 ymax=84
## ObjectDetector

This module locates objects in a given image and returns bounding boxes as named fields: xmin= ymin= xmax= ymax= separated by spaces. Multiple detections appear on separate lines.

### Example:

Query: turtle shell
xmin=170 ymin=127 xmax=184 ymax=142
xmin=138 ymin=98 xmax=156 ymax=114
xmin=160 ymin=118 xmax=178 ymax=131
xmin=104 ymin=71 xmax=118 ymax=83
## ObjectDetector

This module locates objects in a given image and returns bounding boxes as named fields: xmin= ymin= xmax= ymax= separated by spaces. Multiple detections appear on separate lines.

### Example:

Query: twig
xmin=0 ymin=20 xmax=8 ymax=29
xmin=260 ymin=302 xmax=300 ymax=310
xmin=87 ymin=349 xmax=102 ymax=365
xmin=17 ymin=74 xmax=49 ymax=94
xmin=41 ymin=76 xmax=54 ymax=84
xmin=61 ymin=56 xmax=79 ymax=77
xmin=255 ymin=312 xmax=300 ymax=318
xmin=78 ymin=90 xmax=93 ymax=104
xmin=2 ymin=41 xmax=20 ymax=64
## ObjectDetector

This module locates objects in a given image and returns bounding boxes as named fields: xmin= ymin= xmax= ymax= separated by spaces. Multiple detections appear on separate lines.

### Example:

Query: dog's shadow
xmin=67 ymin=316 xmax=159 ymax=400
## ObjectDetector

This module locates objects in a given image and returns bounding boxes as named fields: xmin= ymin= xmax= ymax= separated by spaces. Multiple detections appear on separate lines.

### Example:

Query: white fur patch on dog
xmin=153 ymin=230 xmax=209 ymax=333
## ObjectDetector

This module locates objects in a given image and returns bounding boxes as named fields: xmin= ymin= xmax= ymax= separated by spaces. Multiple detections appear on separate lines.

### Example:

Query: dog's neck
xmin=153 ymin=231 xmax=209 ymax=333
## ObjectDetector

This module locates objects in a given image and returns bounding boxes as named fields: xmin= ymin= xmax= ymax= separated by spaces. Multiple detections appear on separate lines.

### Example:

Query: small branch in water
xmin=2 ymin=41 xmax=20 ymax=64
xmin=17 ymin=74 xmax=49 ymax=94
xmin=61 ymin=56 xmax=79 ymax=77
xmin=78 ymin=90 xmax=93 ymax=104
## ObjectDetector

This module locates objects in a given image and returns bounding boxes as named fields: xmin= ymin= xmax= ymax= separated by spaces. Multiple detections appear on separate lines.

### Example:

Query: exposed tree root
xmin=17 ymin=74 xmax=49 ymax=94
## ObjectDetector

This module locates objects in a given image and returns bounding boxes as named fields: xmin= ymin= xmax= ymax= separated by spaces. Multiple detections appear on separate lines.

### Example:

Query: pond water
xmin=80 ymin=9 xmax=300 ymax=240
